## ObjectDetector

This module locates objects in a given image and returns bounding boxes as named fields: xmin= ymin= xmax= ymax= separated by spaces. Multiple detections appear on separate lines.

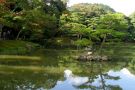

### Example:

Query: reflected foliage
xmin=0 ymin=43 xmax=135 ymax=89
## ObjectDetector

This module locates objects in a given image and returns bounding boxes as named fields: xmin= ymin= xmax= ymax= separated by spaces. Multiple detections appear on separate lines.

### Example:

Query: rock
xmin=87 ymin=52 xmax=92 ymax=55
xmin=75 ymin=54 xmax=109 ymax=61
xmin=85 ymin=46 xmax=92 ymax=51
xmin=87 ymin=56 xmax=93 ymax=61
xmin=79 ymin=55 xmax=87 ymax=61
xmin=72 ymin=56 xmax=79 ymax=59
xmin=101 ymin=56 xmax=108 ymax=61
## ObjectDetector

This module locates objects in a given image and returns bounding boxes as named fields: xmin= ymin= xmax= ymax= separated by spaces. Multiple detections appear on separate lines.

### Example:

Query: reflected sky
xmin=106 ymin=68 xmax=135 ymax=90
xmin=51 ymin=68 xmax=135 ymax=90
xmin=52 ymin=69 xmax=89 ymax=90
xmin=1 ymin=45 xmax=135 ymax=90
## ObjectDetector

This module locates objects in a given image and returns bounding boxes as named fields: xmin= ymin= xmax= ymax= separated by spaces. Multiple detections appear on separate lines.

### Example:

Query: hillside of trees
xmin=0 ymin=0 xmax=135 ymax=47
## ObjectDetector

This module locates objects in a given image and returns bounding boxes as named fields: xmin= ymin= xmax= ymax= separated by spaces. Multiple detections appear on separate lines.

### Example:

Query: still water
xmin=0 ymin=43 xmax=135 ymax=90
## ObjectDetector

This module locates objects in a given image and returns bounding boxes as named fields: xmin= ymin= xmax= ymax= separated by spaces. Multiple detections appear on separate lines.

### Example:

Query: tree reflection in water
xmin=52 ymin=69 xmax=89 ymax=90
xmin=1 ymin=43 xmax=135 ymax=90
xmin=52 ymin=67 xmax=135 ymax=90
xmin=51 ymin=66 xmax=123 ymax=90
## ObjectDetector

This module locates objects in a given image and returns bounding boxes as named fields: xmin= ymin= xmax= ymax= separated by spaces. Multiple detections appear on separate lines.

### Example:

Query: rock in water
xmin=76 ymin=54 xmax=109 ymax=61
xmin=87 ymin=52 xmax=92 ymax=55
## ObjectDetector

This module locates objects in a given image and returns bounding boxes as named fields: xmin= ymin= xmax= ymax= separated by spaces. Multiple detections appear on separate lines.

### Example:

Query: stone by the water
xmin=74 ymin=53 xmax=109 ymax=61
xmin=87 ymin=52 xmax=92 ymax=55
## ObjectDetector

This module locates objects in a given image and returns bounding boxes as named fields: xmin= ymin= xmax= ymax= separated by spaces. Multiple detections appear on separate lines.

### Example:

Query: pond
xmin=0 ymin=43 xmax=135 ymax=90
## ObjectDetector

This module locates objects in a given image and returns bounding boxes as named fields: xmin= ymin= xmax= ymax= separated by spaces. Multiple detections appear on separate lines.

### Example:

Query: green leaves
xmin=130 ymin=12 xmax=135 ymax=22
xmin=74 ymin=38 xmax=92 ymax=46
xmin=69 ymin=3 xmax=115 ymax=17
xmin=90 ymin=29 xmax=127 ymax=41
xmin=0 ymin=0 xmax=67 ymax=40
xmin=98 ymin=13 xmax=129 ymax=31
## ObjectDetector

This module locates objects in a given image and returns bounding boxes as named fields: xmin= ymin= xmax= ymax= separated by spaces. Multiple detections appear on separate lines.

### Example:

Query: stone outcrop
xmin=73 ymin=52 xmax=109 ymax=61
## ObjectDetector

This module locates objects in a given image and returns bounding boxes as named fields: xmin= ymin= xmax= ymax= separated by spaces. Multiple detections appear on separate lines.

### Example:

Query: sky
xmin=68 ymin=0 xmax=135 ymax=16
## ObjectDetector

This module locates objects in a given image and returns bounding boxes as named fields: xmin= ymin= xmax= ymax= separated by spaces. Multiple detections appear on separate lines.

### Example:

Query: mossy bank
xmin=0 ymin=40 xmax=41 ymax=55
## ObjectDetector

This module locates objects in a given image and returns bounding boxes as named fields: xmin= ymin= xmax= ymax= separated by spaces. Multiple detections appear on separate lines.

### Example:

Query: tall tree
xmin=69 ymin=3 xmax=115 ymax=18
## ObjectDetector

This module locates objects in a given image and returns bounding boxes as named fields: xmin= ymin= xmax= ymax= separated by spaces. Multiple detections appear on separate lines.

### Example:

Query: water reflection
xmin=52 ymin=69 xmax=89 ymax=90
xmin=51 ymin=68 xmax=135 ymax=90
xmin=1 ymin=43 xmax=135 ymax=90
xmin=106 ymin=68 xmax=135 ymax=90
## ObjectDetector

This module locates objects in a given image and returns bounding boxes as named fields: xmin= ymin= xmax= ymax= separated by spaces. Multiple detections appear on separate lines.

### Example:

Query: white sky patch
xmin=68 ymin=0 xmax=135 ymax=16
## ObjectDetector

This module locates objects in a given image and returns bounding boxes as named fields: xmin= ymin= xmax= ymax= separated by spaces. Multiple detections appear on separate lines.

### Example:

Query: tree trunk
xmin=16 ymin=30 xmax=22 ymax=40
xmin=0 ymin=24 xmax=3 ymax=40
xmin=99 ymin=64 xmax=106 ymax=90
xmin=99 ymin=34 xmax=107 ymax=55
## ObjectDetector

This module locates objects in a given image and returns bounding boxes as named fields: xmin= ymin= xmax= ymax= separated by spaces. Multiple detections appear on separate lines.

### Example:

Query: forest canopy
xmin=0 ymin=1 xmax=135 ymax=46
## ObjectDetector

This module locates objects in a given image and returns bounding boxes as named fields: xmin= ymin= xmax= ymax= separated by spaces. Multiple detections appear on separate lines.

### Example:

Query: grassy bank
xmin=0 ymin=55 xmax=41 ymax=61
xmin=0 ymin=40 xmax=40 ymax=55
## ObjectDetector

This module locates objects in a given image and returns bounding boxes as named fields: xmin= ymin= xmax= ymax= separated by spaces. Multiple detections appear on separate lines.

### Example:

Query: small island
xmin=74 ymin=52 xmax=109 ymax=61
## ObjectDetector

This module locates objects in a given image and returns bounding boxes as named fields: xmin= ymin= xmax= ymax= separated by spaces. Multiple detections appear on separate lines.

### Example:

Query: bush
xmin=74 ymin=38 xmax=92 ymax=47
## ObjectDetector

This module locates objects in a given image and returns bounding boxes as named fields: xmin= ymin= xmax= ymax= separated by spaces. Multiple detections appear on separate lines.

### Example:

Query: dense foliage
xmin=0 ymin=1 xmax=135 ymax=46
xmin=69 ymin=3 xmax=115 ymax=17
xmin=0 ymin=0 xmax=67 ymax=43
xmin=60 ymin=3 xmax=134 ymax=45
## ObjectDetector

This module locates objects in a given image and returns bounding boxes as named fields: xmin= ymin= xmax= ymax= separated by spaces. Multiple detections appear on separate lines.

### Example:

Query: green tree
xmin=130 ymin=11 xmax=135 ymax=27
xmin=69 ymin=3 xmax=115 ymax=18
xmin=0 ymin=0 xmax=68 ymax=42
xmin=98 ymin=13 xmax=128 ymax=31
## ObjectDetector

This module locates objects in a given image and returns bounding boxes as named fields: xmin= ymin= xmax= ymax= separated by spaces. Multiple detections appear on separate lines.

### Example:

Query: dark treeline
xmin=0 ymin=0 xmax=67 ymax=42
xmin=1 ymin=0 xmax=135 ymax=46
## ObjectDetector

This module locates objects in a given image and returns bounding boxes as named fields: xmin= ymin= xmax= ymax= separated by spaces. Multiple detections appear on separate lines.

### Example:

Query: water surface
xmin=0 ymin=43 xmax=135 ymax=90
